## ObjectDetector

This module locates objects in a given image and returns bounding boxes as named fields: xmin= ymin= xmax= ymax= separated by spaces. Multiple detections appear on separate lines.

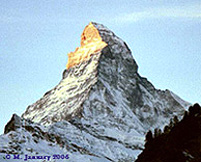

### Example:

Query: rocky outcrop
xmin=67 ymin=22 xmax=107 ymax=69
xmin=1 ymin=22 xmax=190 ymax=161
xmin=4 ymin=114 xmax=21 ymax=134
xmin=1 ymin=115 xmax=110 ymax=161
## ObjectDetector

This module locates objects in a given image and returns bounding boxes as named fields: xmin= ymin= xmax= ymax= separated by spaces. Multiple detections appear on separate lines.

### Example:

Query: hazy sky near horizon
xmin=0 ymin=0 xmax=201 ymax=133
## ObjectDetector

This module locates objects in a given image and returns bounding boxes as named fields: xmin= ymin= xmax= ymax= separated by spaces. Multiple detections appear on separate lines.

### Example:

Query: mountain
xmin=0 ymin=22 xmax=190 ymax=162
xmin=136 ymin=103 xmax=201 ymax=162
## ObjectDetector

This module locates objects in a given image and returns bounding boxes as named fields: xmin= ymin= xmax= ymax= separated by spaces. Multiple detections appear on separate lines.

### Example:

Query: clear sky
xmin=0 ymin=0 xmax=201 ymax=134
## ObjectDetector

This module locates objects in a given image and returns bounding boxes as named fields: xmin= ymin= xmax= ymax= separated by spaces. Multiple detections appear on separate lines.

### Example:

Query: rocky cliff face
xmin=0 ymin=22 xmax=190 ymax=162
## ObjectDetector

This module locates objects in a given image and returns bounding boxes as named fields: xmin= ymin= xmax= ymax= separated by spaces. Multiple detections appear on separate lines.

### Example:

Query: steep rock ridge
xmin=67 ymin=22 xmax=107 ymax=69
xmin=1 ymin=22 xmax=190 ymax=161
xmin=22 ymin=22 xmax=107 ymax=125
xmin=79 ymin=22 xmax=189 ymax=133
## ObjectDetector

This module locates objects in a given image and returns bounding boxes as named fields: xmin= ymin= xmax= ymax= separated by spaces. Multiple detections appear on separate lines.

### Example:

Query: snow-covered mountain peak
xmin=1 ymin=22 xmax=191 ymax=161
xmin=67 ymin=22 xmax=107 ymax=69
xmin=22 ymin=22 xmax=140 ymax=125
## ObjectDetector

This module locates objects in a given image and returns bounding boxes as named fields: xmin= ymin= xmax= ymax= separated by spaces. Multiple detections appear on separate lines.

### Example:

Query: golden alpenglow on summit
xmin=66 ymin=22 xmax=107 ymax=69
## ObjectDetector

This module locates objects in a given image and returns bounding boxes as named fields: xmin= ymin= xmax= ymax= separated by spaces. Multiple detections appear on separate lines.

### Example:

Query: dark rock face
xmin=0 ymin=22 xmax=191 ymax=161
xmin=4 ymin=114 xmax=22 ymax=134
xmin=136 ymin=104 xmax=201 ymax=162
xmin=62 ymin=69 xmax=68 ymax=79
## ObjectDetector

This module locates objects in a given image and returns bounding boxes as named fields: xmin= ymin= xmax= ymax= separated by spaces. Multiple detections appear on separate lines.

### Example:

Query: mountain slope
xmin=0 ymin=22 xmax=190 ymax=161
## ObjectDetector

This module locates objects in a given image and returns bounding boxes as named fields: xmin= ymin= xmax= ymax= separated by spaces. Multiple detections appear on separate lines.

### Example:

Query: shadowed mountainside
xmin=136 ymin=103 xmax=201 ymax=162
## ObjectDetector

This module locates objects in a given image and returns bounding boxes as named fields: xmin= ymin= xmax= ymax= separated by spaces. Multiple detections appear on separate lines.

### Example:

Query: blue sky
xmin=0 ymin=0 xmax=201 ymax=133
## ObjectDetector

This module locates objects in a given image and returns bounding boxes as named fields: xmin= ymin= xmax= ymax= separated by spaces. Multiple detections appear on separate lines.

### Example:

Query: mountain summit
xmin=1 ymin=22 xmax=190 ymax=161
xmin=22 ymin=22 xmax=140 ymax=125
xmin=67 ymin=22 xmax=107 ymax=69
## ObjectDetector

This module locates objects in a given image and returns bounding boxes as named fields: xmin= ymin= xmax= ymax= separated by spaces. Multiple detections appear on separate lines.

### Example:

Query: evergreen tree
xmin=173 ymin=116 xmax=179 ymax=125
xmin=189 ymin=103 xmax=201 ymax=116
xmin=183 ymin=111 xmax=188 ymax=119
xmin=154 ymin=128 xmax=162 ymax=138
xmin=169 ymin=118 xmax=174 ymax=129
xmin=164 ymin=125 xmax=170 ymax=134
xmin=158 ymin=129 xmax=162 ymax=135
xmin=145 ymin=130 xmax=153 ymax=142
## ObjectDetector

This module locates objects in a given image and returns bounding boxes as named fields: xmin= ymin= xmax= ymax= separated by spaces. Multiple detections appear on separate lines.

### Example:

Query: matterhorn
xmin=0 ymin=22 xmax=190 ymax=162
